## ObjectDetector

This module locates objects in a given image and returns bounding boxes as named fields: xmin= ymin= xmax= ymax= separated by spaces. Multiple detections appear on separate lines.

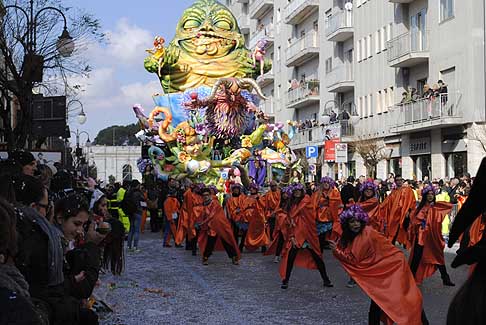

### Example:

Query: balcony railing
xmin=286 ymin=31 xmax=319 ymax=66
xmin=291 ymin=121 xmax=355 ymax=146
xmin=284 ymin=0 xmax=319 ymax=25
xmin=256 ymin=68 xmax=274 ymax=87
xmin=387 ymin=31 xmax=429 ymax=67
xmin=249 ymin=24 xmax=274 ymax=49
xmin=391 ymin=93 xmax=462 ymax=132
xmin=237 ymin=14 xmax=250 ymax=33
xmin=325 ymin=9 xmax=354 ymax=42
xmin=287 ymin=80 xmax=320 ymax=108
xmin=326 ymin=63 xmax=354 ymax=92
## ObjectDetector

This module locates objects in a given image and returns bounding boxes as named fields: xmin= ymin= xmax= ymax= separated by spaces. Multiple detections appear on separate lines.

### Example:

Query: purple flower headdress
xmin=320 ymin=176 xmax=336 ymax=188
xmin=421 ymin=185 xmax=436 ymax=197
xmin=249 ymin=183 xmax=259 ymax=190
xmin=281 ymin=186 xmax=291 ymax=196
xmin=290 ymin=182 xmax=304 ymax=193
xmin=339 ymin=204 xmax=369 ymax=225
xmin=359 ymin=180 xmax=378 ymax=193
xmin=208 ymin=185 xmax=218 ymax=193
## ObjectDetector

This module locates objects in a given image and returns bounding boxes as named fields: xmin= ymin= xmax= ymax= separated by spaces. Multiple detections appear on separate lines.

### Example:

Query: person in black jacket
xmin=340 ymin=176 xmax=357 ymax=206
xmin=0 ymin=197 xmax=45 ymax=325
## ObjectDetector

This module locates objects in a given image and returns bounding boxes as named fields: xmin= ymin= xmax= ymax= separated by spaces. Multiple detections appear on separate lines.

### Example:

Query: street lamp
xmin=67 ymin=99 xmax=87 ymax=125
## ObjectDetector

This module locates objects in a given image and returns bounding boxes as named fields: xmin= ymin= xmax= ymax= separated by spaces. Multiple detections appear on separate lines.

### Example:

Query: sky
xmin=63 ymin=0 xmax=195 ymax=140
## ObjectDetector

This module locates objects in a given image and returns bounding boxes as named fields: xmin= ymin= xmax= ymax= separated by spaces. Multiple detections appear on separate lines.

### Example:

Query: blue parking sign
xmin=306 ymin=146 xmax=318 ymax=158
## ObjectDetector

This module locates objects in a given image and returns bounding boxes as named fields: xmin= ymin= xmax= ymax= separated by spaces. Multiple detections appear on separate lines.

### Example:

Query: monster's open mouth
xmin=179 ymin=31 xmax=235 ymax=56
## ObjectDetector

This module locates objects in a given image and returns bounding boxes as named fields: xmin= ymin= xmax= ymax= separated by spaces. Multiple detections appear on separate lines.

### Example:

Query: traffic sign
xmin=306 ymin=145 xmax=318 ymax=158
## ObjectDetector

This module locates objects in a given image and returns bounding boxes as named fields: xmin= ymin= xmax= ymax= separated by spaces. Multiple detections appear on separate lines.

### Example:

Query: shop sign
xmin=335 ymin=143 xmax=348 ymax=163
xmin=409 ymin=137 xmax=430 ymax=155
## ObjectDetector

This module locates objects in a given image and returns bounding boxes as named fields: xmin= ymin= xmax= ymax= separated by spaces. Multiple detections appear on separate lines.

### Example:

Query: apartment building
xmin=226 ymin=0 xmax=486 ymax=180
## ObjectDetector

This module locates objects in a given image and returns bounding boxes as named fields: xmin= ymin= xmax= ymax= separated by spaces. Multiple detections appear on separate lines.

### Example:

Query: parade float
xmin=133 ymin=0 xmax=298 ymax=188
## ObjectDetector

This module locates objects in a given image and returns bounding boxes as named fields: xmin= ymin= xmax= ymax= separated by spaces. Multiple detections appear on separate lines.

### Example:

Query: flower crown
xmin=320 ymin=176 xmax=336 ymax=188
xmin=290 ymin=182 xmax=304 ymax=193
xmin=359 ymin=180 xmax=378 ymax=193
xmin=339 ymin=204 xmax=369 ymax=225
xmin=421 ymin=185 xmax=436 ymax=197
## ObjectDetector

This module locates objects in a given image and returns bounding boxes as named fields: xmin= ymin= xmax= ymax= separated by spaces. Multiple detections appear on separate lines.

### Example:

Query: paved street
xmin=98 ymin=233 xmax=467 ymax=325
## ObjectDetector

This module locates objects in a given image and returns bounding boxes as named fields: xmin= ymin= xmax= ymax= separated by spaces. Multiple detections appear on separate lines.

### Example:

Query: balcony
xmin=354 ymin=111 xmax=396 ymax=138
xmin=284 ymin=0 xmax=319 ymax=25
xmin=390 ymin=93 xmax=463 ymax=133
xmin=249 ymin=24 xmax=274 ymax=49
xmin=287 ymin=80 xmax=320 ymax=109
xmin=387 ymin=31 xmax=429 ymax=68
xmin=256 ymin=69 xmax=274 ymax=88
xmin=388 ymin=0 xmax=415 ymax=3
xmin=291 ymin=121 xmax=355 ymax=149
xmin=259 ymin=97 xmax=274 ymax=116
xmin=326 ymin=63 xmax=354 ymax=93
xmin=237 ymin=14 xmax=250 ymax=34
xmin=286 ymin=31 xmax=319 ymax=67
xmin=325 ymin=9 xmax=354 ymax=42
xmin=249 ymin=0 xmax=273 ymax=20
xmin=237 ymin=0 xmax=249 ymax=3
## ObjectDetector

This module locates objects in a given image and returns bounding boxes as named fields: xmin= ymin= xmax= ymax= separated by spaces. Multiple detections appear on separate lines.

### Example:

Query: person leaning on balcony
xmin=411 ymin=88 xmax=420 ymax=102
xmin=422 ymin=84 xmax=434 ymax=99
xmin=438 ymin=80 xmax=448 ymax=104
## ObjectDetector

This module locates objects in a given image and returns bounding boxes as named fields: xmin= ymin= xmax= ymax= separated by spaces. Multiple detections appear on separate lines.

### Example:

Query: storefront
xmin=409 ymin=136 xmax=431 ymax=180
xmin=442 ymin=138 xmax=467 ymax=178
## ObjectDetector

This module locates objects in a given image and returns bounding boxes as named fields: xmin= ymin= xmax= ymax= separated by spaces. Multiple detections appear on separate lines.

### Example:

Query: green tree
xmin=93 ymin=124 xmax=140 ymax=146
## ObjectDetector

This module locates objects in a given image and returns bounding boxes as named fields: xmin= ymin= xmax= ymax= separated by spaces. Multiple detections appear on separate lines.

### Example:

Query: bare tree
xmin=469 ymin=122 xmax=486 ymax=153
xmin=0 ymin=0 xmax=104 ymax=151
xmin=351 ymin=138 xmax=387 ymax=179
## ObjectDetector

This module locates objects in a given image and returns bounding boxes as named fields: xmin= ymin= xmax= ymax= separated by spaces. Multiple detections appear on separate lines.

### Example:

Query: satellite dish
xmin=344 ymin=2 xmax=353 ymax=10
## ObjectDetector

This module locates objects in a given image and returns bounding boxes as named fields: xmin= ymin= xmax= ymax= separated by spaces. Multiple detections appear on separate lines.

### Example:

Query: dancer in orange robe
xmin=382 ymin=175 xmax=416 ymax=246
xmin=176 ymin=184 xmax=203 ymax=254
xmin=194 ymin=187 xmax=240 ymax=265
xmin=265 ymin=187 xmax=291 ymax=263
xmin=279 ymin=183 xmax=333 ymax=289
xmin=262 ymin=181 xmax=281 ymax=240
xmin=311 ymin=176 xmax=341 ymax=251
xmin=330 ymin=204 xmax=425 ymax=325
xmin=225 ymin=184 xmax=250 ymax=252
xmin=357 ymin=181 xmax=384 ymax=233
xmin=163 ymin=190 xmax=181 ymax=247
xmin=245 ymin=184 xmax=269 ymax=251
xmin=408 ymin=185 xmax=455 ymax=286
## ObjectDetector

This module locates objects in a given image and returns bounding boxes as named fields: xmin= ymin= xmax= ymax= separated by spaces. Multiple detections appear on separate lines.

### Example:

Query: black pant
xmin=369 ymin=300 xmax=429 ymax=325
xmin=276 ymin=233 xmax=284 ymax=257
xmin=283 ymin=247 xmax=330 ymax=283
xmin=410 ymin=241 xmax=451 ymax=280
xmin=191 ymin=230 xmax=200 ymax=255
xmin=268 ymin=216 xmax=276 ymax=241
xmin=319 ymin=232 xmax=331 ymax=252
xmin=203 ymin=235 xmax=237 ymax=259
xmin=149 ymin=209 xmax=159 ymax=232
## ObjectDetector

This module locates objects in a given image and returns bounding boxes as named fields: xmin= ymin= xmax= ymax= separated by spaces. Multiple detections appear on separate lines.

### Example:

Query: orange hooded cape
xmin=194 ymin=199 xmax=241 ymax=259
xmin=311 ymin=187 xmax=341 ymax=223
xmin=175 ymin=188 xmax=202 ymax=245
xmin=244 ymin=194 xmax=270 ymax=250
xmin=265 ymin=208 xmax=289 ymax=256
xmin=358 ymin=198 xmax=384 ymax=233
xmin=383 ymin=186 xmax=416 ymax=245
xmin=333 ymin=226 xmax=423 ymax=325
xmin=408 ymin=201 xmax=453 ymax=284
xmin=163 ymin=196 xmax=181 ymax=244
xmin=226 ymin=195 xmax=249 ymax=223
xmin=278 ymin=195 xmax=323 ymax=279
xmin=262 ymin=189 xmax=281 ymax=220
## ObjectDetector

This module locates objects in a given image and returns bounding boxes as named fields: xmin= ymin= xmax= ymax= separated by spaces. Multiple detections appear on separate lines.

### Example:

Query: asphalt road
xmin=97 ymin=232 xmax=468 ymax=325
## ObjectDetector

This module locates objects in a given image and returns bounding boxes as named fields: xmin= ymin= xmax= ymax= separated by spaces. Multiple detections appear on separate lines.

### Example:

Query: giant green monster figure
xmin=144 ymin=0 xmax=270 ymax=93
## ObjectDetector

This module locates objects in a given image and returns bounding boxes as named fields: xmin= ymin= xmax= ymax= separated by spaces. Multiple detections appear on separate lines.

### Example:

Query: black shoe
xmin=443 ymin=277 xmax=455 ymax=286
xmin=323 ymin=280 xmax=334 ymax=288
xmin=281 ymin=282 xmax=288 ymax=289
xmin=192 ymin=251 xmax=197 ymax=256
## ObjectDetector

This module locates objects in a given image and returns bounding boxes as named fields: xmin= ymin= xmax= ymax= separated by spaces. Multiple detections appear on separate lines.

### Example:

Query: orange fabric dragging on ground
xmin=333 ymin=226 xmax=423 ymax=325
xmin=245 ymin=194 xmax=269 ymax=250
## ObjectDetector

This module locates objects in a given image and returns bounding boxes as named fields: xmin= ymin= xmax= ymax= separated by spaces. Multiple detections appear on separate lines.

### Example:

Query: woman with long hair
xmin=408 ymin=185 xmax=455 ymax=286
xmin=91 ymin=190 xmax=125 ymax=276
xmin=279 ymin=183 xmax=332 ymax=289
xmin=330 ymin=205 xmax=426 ymax=325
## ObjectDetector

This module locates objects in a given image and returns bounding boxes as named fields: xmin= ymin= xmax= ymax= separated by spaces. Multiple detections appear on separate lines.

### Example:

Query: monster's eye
xmin=214 ymin=20 xmax=231 ymax=30
xmin=183 ymin=19 xmax=200 ymax=29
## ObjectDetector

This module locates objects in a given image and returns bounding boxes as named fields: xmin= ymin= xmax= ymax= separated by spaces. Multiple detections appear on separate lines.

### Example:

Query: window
xmin=357 ymin=39 xmax=361 ymax=61
xmin=383 ymin=89 xmax=388 ymax=111
xmin=358 ymin=96 xmax=363 ymax=116
xmin=388 ymin=86 xmax=394 ymax=107
xmin=367 ymin=34 xmax=372 ymax=58
xmin=376 ymin=91 xmax=382 ymax=114
xmin=361 ymin=38 xmax=366 ymax=59
xmin=357 ymin=0 xmax=362 ymax=7
xmin=277 ymin=8 xmax=281 ymax=22
xmin=368 ymin=94 xmax=373 ymax=116
xmin=313 ymin=20 xmax=318 ymax=32
xmin=375 ymin=30 xmax=381 ymax=54
xmin=363 ymin=95 xmax=367 ymax=117
xmin=440 ymin=0 xmax=454 ymax=22
xmin=325 ymin=57 xmax=333 ymax=73
xmin=386 ymin=23 xmax=392 ymax=42
xmin=122 ymin=165 xmax=132 ymax=182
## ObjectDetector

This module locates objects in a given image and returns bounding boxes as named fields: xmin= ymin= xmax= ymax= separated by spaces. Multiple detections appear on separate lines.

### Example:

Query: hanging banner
xmin=324 ymin=139 xmax=339 ymax=162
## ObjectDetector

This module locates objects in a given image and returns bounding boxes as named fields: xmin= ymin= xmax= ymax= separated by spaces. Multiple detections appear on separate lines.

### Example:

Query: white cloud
xmin=68 ymin=18 xmax=163 ymax=138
